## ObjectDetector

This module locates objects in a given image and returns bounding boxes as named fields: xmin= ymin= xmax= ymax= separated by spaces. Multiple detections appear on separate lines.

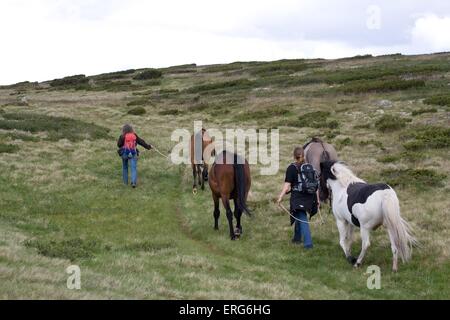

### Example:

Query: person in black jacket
xmin=117 ymin=124 xmax=152 ymax=188
xmin=277 ymin=147 xmax=319 ymax=249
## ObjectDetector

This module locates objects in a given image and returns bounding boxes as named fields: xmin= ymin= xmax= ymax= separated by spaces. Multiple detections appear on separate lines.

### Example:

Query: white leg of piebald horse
xmin=345 ymin=224 xmax=355 ymax=257
xmin=336 ymin=219 xmax=352 ymax=260
xmin=387 ymin=228 xmax=399 ymax=272
xmin=355 ymin=227 xmax=371 ymax=267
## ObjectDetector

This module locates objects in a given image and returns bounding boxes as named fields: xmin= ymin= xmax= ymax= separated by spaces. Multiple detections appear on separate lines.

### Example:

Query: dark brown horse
xmin=190 ymin=128 xmax=214 ymax=194
xmin=209 ymin=151 xmax=251 ymax=240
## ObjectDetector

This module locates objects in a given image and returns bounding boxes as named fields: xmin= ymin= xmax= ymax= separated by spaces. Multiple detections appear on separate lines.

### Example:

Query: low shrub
xmin=411 ymin=107 xmax=438 ymax=116
xmin=375 ymin=115 xmax=409 ymax=132
xmin=339 ymin=78 xmax=425 ymax=94
xmin=95 ymin=69 xmax=136 ymax=80
xmin=133 ymin=69 xmax=162 ymax=80
xmin=249 ymin=60 xmax=312 ymax=76
xmin=50 ymin=75 xmax=89 ymax=88
xmin=402 ymin=126 xmax=450 ymax=150
xmin=0 ymin=81 xmax=39 ymax=90
xmin=127 ymin=107 xmax=146 ymax=116
xmin=158 ymin=88 xmax=179 ymax=95
xmin=285 ymin=111 xmax=339 ymax=129
xmin=423 ymin=95 xmax=450 ymax=108
xmin=186 ymin=79 xmax=253 ymax=95
xmin=376 ymin=154 xmax=402 ymax=163
xmin=123 ymin=241 xmax=172 ymax=252
xmin=0 ymin=131 xmax=39 ymax=142
xmin=336 ymin=137 xmax=353 ymax=148
xmin=159 ymin=109 xmax=181 ymax=116
xmin=0 ymin=112 xmax=110 ymax=141
xmin=359 ymin=139 xmax=383 ymax=148
xmin=0 ymin=143 xmax=17 ymax=153
xmin=162 ymin=64 xmax=197 ymax=74
xmin=353 ymin=123 xmax=372 ymax=129
xmin=381 ymin=168 xmax=446 ymax=190
xmin=127 ymin=98 xmax=149 ymax=106
xmin=237 ymin=107 xmax=290 ymax=121
xmin=25 ymin=238 xmax=110 ymax=261
xmin=203 ymin=63 xmax=244 ymax=73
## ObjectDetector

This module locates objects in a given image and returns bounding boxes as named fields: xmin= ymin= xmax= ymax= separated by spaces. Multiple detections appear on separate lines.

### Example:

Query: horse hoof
xmin=353 ymin=262 xmax=361 ymax=268
xmin=347 ymin=256 xmax=357 ymax=265
xmin=192 ymin=188 xmax=198 ymax=195
xmin=230 ymin=235 xmax=237 ymax=241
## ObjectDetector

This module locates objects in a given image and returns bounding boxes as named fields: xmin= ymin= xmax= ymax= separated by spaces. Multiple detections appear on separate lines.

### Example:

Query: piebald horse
xmin=190 ymin=128 xmax=214 ymax=194
xmin=320 ymin=161 xmax=416 ymax=272
xmin=209 ymin=151 xmax=251 ymax=240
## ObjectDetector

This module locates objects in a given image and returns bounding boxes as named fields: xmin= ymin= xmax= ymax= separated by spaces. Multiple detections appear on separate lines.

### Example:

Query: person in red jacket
xmin=117 ymin=124 xmax=152 ymax=188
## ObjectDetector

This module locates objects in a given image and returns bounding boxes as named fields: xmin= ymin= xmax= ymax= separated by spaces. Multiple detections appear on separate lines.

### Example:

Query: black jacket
xmin=285 ymin=163 xmax=318 ymax=225
xmin=117 ymin=133 xmax=152 ymax=155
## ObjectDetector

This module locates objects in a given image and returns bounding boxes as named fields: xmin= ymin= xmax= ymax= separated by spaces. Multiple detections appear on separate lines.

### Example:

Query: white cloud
xmin=411 ymin=14 xmax=450 ymax=52
xmin=0 ymin=1 xmax=449 ymax=84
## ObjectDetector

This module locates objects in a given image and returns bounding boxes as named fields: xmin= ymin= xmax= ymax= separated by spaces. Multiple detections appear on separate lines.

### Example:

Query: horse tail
xmin=382 ymin=190 xmax=417 ymax=262
xmin=234 ymin=155 xmax=251 ymax=216
xmin=320 ymin=141 xmax=330 ymax=162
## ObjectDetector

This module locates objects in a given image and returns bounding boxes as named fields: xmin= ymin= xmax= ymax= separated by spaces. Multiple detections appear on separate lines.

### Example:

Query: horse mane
xmin=333 ymin=162 xmax=365 ymax=187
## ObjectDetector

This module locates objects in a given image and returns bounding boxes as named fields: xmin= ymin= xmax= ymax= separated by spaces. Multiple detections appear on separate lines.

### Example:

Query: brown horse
xmin=303 ymin=137 xmax=338 ymax=202
xmin=190 ymin=128 xmax=214 ymax=194
xmin=209 ymin=151 xmax=251 ymax=240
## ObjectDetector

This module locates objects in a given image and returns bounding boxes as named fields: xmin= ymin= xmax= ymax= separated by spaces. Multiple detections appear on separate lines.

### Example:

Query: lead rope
xmin=278 ymin=202 xmax=324 ymax=225
xmin=151 ymin=145 xmax=170 ymax=160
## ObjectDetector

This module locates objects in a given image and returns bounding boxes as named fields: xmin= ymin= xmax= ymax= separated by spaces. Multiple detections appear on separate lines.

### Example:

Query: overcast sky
xmin=1 ymin=0 xmax=450 ymax=84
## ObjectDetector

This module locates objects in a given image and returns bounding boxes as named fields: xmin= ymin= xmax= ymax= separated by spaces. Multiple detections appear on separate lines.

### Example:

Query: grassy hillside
xmin=0 ymin=53 xmax=449 ymax=299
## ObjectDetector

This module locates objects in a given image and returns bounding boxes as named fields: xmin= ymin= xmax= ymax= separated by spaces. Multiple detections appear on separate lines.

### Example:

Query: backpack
xmin=292 ymin=163 xmax=319 ymax=194
xmin=124 ymin=133 xmax=137 ymax=150
xmin=123 ymin=133 xmax=137 ymax=158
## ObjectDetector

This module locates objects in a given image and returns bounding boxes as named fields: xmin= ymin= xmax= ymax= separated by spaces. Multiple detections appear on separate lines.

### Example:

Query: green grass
xmin=0 ymin=52 xmax=449 ymax=299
